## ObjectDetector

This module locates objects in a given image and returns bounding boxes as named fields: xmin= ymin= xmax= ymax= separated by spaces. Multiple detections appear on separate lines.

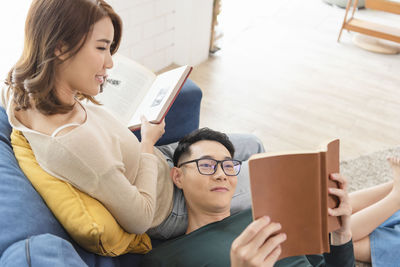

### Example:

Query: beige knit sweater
xmin=2 ymin=88 xmax=173 ymax=234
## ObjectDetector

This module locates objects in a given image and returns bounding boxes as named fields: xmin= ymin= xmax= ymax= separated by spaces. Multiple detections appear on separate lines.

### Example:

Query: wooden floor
xmin=189 ymin=0 xmax=400 ymax=161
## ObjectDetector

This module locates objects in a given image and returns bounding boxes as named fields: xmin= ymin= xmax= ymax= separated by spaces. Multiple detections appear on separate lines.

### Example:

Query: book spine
xmin=326 ymin=140 xmax=342 ymax=232
xmin=320 ymin=151 xmax=330 ymax=253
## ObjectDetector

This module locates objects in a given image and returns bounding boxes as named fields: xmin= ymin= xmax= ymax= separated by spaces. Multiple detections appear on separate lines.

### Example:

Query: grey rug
xmin=340 ymin=146 xmax=400 ymax=267
xmin=341 ymin=147 xmax=400 ymax=193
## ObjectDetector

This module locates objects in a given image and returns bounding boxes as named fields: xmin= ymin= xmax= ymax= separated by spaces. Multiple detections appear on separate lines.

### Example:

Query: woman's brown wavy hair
xmin=5 ymin=0 xmax=122 ymax=115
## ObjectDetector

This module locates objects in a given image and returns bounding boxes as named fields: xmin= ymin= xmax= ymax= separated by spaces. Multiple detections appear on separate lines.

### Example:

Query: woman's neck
xmin=54 ymin=86 xmax=77 ymax=106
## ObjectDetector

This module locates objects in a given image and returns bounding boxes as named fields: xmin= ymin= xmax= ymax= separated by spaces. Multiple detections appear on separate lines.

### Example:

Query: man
xmin=141 ymin=128 xmax=354 ymax=267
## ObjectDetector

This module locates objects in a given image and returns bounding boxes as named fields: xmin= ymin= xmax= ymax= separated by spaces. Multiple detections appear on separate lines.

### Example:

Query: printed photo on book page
xmin=128 ymin=66 xmax=191 ymax=128
xmin=95 ymin=54 xmax=192 ymax=130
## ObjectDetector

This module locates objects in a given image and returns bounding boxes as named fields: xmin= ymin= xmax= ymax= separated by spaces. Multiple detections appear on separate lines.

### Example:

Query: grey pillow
xmin=322 ymin=0 xmax=365 ymax=8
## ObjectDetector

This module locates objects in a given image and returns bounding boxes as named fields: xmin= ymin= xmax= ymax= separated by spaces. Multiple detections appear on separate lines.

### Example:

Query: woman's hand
xmin=328 ymin=173 xmax=352 ymax=245
xmin=230 ymin=216 xmax=286 ymax=267
xmin=140 ymin=116 xmax=165 ymax=154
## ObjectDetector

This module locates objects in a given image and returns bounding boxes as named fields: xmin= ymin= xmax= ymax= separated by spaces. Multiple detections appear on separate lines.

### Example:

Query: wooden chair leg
xmin=351 ymin=0 xmax=360 ymax=18
xmin=338 ymin=0 xmax=355 ymax=42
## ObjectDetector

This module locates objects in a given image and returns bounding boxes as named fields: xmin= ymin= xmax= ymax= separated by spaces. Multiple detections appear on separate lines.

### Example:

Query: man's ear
xmin=54 ymin=43 xmax=69 ymax=61
xmin=170 ymin=167 xmax=184 ymax=189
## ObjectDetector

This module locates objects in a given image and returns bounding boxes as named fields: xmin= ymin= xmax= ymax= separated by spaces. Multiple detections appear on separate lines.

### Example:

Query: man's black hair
xmin=173 ymin=127 xmax=235 ymax=166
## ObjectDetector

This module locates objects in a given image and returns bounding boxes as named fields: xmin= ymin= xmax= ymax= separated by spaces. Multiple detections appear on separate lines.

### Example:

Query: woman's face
xmin=55 ymin=16 xmax=114 ymax=97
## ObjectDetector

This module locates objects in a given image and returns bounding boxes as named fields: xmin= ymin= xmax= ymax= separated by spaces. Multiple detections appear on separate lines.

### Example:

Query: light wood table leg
xmin=338 ymin=0 xmax=355 ymax=41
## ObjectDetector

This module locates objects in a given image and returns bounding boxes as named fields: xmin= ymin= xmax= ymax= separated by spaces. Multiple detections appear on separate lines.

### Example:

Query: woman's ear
xmin=54 ymin=43 xmax=69 ymax=61
xmin=170 ymin=167 xmax=184 ymax=189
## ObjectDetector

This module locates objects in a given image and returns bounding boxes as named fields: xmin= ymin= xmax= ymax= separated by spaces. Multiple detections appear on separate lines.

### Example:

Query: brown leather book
xmin=248 ymin=139 xmax=341 ymax=260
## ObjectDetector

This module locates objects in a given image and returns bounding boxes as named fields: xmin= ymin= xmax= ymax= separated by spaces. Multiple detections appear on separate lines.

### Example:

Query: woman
xmin=350 ymin=157 xmax=400 ymax=264
xmin=3 ymin=0 xmax=263 ymax=240
xmin=4 ymin=0 xmax=172 ymax=237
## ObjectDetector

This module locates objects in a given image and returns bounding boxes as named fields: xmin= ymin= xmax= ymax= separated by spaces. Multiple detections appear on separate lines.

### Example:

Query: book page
xmin=95 ymin=54 xmax=156 ymax=125
xmin=128 ymin=66 xmax=190 ymax=128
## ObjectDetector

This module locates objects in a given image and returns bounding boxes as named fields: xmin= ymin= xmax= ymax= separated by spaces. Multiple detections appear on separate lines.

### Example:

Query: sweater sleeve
xmin=304 ymin=240 xmax=355 ymax=267
xmin=322 ymin=240 xmax=355 ymax=267
xmin=96 ymin=152 xmax=159 ymax=234
xmin=45 ymin=142 xmax=159 ymax=234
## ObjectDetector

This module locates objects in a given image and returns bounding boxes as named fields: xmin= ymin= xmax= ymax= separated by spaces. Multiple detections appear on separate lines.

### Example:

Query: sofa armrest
xmin=0 ymin=107 xmax=144 ymax=267
xmin=133 ymin=79 xmax=202 ymax=145
xmin=0 ymin=234 xmax=88 ymax=267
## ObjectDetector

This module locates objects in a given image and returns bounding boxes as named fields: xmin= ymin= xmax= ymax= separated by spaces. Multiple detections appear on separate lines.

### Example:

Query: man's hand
xmin=230 ymin=216 xmax=286 ymax=267
xmin=328 ymin=173 xmax=352 ymax=245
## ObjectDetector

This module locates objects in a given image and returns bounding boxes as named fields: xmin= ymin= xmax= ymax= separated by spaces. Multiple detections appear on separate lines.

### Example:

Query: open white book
xmin=96 ymin=54 xmax=192 ymax=130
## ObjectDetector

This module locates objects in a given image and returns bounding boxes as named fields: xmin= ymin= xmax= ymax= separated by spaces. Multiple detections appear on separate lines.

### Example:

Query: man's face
xmin=175 ymin=140 xmax=238 ymax=213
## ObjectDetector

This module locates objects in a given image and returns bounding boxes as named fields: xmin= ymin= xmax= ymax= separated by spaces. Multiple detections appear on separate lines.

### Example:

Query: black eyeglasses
xmin=178 ymin=158 xmax=242 ymax=176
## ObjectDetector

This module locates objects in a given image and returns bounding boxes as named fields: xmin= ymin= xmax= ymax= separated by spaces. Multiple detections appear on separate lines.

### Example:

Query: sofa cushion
xmin=0 ymin=107 xmax=144 ymax=266
xmin=0 ymin=108 xmax=68 ymax=255
xmin=0 ymin=234 xmax=87 ymax=267
xmin=11 ymin=129 xmax=152 ymax=256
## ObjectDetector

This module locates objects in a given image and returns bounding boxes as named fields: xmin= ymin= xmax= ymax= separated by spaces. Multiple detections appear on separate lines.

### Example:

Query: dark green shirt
xmin=141 ymin=209 xmax=355 ymax=267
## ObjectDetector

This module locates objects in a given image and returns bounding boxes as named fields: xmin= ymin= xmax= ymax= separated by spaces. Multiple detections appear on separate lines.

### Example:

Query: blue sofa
xmin=0 ymin=80 xmax=202 ymax=267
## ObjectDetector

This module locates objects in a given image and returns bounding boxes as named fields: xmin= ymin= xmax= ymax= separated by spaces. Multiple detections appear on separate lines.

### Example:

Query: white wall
xmin=0 ymin=1 xmax=31 ymax=80
xmin=174 ymin=0 xmax=214 ymax=66
xmin=110 ymin=0 xmax=176 ymax=72
xmin=0 ymin=0 xmax=213 ymax=78
xmin=111 ymin=0 xmax=213 ymax=72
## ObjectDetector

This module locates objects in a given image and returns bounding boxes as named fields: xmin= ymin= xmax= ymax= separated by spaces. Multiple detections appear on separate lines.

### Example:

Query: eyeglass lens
xmin=197 ymin=159 xmax=240 ymax=176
